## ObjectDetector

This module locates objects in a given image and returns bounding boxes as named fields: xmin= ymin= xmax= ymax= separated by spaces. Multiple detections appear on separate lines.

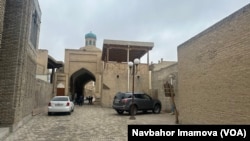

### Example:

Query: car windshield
xmin=52 ymin=97 xmax=68 ymax=101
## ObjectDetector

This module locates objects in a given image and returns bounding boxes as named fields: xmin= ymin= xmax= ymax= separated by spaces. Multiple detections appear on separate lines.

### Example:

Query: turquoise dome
xmin=85 ymin=32 xmax=96 ymax=39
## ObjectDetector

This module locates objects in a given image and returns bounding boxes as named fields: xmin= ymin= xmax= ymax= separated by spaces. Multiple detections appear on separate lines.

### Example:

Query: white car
xmin=48 ymin=96 xmax=74 ymax=115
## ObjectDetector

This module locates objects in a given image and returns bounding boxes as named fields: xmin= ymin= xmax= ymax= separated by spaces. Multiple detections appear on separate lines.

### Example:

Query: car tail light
xmin=48 ymin=102 xmax=51 ymax=106
xmin=121 ymin=98 xmax=128 ymax=103
xmin=66 ymin=102 xmax=70 ymax=106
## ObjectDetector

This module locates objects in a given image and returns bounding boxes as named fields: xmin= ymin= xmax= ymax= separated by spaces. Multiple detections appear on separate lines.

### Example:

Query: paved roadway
xmin=3 ymin=104 xmax=175 ymax=141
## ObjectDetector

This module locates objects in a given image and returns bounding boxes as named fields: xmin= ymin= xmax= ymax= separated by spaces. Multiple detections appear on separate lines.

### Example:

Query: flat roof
xmin=47 ymin=55 xmax=63 ymax=68
xmin=102 ymin=39 xmax=154 ymax=62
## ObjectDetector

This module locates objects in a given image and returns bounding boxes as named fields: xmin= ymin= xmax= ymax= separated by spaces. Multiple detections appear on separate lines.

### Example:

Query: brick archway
xmin=70 ymin=68 xmax=96 ymax=100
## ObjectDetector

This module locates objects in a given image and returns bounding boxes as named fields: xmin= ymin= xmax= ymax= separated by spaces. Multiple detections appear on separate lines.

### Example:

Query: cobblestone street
xmin=3 ymin=105 xmax=175 ymax=141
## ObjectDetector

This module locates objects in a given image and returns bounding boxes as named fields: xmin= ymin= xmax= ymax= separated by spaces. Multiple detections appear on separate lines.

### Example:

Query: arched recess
xmin=70 ymin=68 xmax=96 ymax=100
xmin=57 ymin=83 xmax=65 ymax=96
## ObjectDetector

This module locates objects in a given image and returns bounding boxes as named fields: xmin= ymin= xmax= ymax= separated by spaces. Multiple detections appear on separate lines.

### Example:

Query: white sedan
xmin=48 ymin=96 xmax=74 ymax=115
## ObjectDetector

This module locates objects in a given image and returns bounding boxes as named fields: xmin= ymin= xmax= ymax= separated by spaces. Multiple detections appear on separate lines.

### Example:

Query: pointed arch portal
xmin=70 ymin=68 xmax=96 ymax=99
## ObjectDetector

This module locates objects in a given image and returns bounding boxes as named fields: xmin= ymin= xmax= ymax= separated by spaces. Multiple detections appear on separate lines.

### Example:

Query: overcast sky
xmin=38 ymin=0 xmax=250 ymax=64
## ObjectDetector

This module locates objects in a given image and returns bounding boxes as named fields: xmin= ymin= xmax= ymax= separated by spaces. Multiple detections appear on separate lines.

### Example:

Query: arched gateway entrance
xmin=57 ymin=31 xmax=102 ymax=104
xmin=70 ymin=68 xmax=95 ymax=101
xmin=54 ymin=32 xmax=153 ymax=107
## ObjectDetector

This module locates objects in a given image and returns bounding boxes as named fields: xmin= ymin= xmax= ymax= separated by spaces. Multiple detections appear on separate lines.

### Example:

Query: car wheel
xmin=68 ymin=112 xmax=71 ymax=115
xmin=116 ymin=110 xmax=124 ymax=115
xmin=129 ymin=105 xmax=137 ymax=115
xmin=72 ymin=108 xmax=74 ymax=112
xmin=48 ymin=112 xmax=51 ymax=116
xmin=153 ymin=104 xmax=161 ymax=114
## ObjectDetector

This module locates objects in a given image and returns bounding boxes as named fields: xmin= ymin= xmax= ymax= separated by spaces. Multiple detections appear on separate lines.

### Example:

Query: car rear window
xmin=114 ymin=92 xmax=131 ymax=99
xmin=52 ymin=97 xmax=68 ymax=101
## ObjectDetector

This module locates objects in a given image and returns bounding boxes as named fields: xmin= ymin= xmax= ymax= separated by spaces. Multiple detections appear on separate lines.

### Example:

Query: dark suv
xmin=112 ymin=92 xmax=162 ymax=115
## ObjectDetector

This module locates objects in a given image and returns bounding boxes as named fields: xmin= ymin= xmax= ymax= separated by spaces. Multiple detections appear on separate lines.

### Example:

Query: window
xmin=52 ymin=97 xmax=69 ymax=101
xmin=30 ymin=10 xmax=39 ymax=48
xmin=142 ymin=94 xmax=151 ymax=100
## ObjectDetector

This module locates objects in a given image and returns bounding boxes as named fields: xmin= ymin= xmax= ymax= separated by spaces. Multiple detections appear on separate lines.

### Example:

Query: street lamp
xmin=128 ymin=58 xmax=140 ymax=120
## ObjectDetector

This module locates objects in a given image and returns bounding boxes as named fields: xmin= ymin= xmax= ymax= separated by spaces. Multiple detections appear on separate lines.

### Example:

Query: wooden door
xmin=57 ymin=88 xmax=65 ymax=96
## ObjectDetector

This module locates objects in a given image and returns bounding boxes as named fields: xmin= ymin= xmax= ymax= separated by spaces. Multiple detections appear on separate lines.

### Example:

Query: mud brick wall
xmin=0 ymin=0 xmax=5 ymax=48
xmin=177 ymin=4 xmax=250 ymax=124
xmin=151 ymin=62 xmax=178 ymax=113
xmin=0 ymin=0 xmax=41 ymax=131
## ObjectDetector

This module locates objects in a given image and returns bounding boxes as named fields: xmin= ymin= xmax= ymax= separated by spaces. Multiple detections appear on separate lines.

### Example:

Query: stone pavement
xmin=2 ymin=104 xmax=175 ymax=141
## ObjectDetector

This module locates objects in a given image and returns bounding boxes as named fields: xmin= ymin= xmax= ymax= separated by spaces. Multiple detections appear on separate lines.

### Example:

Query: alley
xmin=3 ymin=105 xmax=175 ymax=141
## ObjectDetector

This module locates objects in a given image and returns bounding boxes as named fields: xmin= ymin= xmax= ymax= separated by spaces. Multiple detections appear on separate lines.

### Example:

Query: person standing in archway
xmin=90 ymin=96 xmax=93 ymax=104
xmin=88 ymin=96 xmax=91 ymax=104
xmin=79 ymin=95 xmax=83 ymax=106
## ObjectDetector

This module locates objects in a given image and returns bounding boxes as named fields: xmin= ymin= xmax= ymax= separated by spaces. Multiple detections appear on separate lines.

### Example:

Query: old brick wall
xmin=0 ymin=0 xmax=5 ymax=48
xmin=151 ymin=61 xmax=178 ymax=112
xmin=64 ymin=49 xmax=102 ymax=96
xmin=101 ymin=62 xmax=150 ymax=107
xmin=33 ymin=79 xmax=53 ymax=116
xmin=0 ymin=0 xmax=41 ymax=130
xmin=36 ymin=49 xmax=49 ymax=75
xmin=177 ymin=4 xmax=250 ymax=124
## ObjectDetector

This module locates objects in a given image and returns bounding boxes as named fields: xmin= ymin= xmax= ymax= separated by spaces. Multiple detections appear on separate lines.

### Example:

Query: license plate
xmin=55 ymin=103 xmax=63 ymax=106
